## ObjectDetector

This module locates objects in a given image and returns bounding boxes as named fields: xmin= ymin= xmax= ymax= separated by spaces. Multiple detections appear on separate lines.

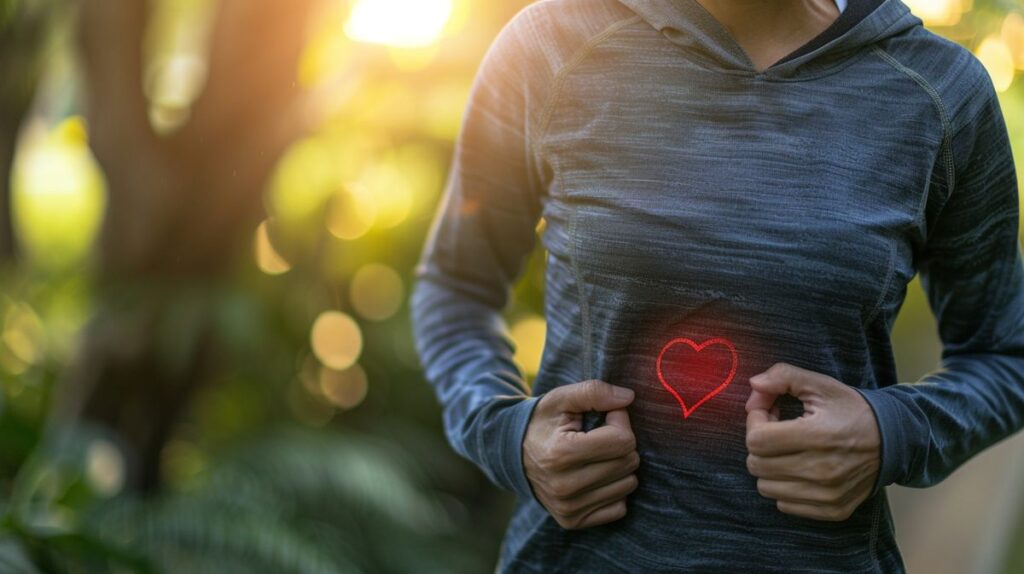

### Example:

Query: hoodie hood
xmin=617 ymin=0 xmax=922 ymax=78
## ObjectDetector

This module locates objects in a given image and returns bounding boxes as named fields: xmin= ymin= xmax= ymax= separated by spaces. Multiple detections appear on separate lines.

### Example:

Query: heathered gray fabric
xmin=409 ymin=0 xmax=1024 ymax=571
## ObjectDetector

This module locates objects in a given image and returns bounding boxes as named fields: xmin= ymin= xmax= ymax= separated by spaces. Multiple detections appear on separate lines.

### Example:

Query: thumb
xmin=748 ymin=363 xmax=831 ymax=406
xmin=554 ymin=380 xmax=634 ymax=413
xmin=603 ymin=408 xmax=632 ymax=431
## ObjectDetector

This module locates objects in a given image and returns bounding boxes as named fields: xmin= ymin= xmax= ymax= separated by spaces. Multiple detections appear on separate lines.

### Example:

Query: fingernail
xmin=613 ymin=386 xmax=634 ymax=400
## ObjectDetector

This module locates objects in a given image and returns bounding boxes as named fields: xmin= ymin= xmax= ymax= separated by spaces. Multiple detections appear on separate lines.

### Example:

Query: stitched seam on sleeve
xmin=871 ymin=47 xmax=955 ymax=199
xmin=530 ymin=14 xmax=642 ymax=156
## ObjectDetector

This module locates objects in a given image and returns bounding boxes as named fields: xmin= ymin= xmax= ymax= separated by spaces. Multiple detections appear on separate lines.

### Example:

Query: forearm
xmin=861 ymin=351 xmax=1024 ymax=489
xmin=411 ymin=273 xmax=539 ymax=499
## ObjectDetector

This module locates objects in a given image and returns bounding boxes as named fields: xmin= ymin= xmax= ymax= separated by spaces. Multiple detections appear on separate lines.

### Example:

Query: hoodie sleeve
xmin=858 ymin=79 xmax=1024 ymax=491
xmin=409 ymin=16 xmax=545 ymax=502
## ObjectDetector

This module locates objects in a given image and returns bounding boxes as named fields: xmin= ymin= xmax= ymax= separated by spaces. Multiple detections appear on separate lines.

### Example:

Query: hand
xmin=523 ymin=380 xmax=639 ymax=529
xmin=744 ymin=362 xmax=881 ymax=522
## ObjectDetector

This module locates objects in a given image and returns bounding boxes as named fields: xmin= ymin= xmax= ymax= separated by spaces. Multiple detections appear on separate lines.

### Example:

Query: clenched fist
xmin=745 ymin=363 xmax=882 ymax=522
xmin=523 ymin=380 xmax=640 ymax=530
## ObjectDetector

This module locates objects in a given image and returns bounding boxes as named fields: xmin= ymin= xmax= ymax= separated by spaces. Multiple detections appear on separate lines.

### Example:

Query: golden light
xmin=2 ymin=303 xmax=44 ymax=366
xmin=146 ymin=54 xmax=207 ymax=135
xmin=511 ymin=315 xmax=547 ymax=377
xmin=902 ymin=0 xmax=969 ymax=27
xmin=319 ymin=363 xmax=369 ymax=410
xmin=327 ymin=186 xmax=377 ymax=240
xmin=350 ymin=263 xmax=404 ymax=321
xmin=86 ymin=440 xmax=125 ymax=497
xmin=311 ymin=311 xmax=363 ymax=370
xmin=253 ymin=220 xmax=291 ymax=275
xmin=345 ymin=0 xmax=453 ymax=48
xmin=357 ymin=162 xmax=412 ymax=229
xmin=976 ymin=33 xmax=1016 ymax=92
xmin=268 ymin=137 xmax=337 ymax=225
xmin=1004 ymin=13 xmax=1024 ymax=70
xmin=12 ymin=117 xmax=106 ymax=269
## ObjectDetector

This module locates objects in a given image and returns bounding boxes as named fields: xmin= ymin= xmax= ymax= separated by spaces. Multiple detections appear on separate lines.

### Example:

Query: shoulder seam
xmin=531 ymin=14 xmax=642 ymax=153
xmin=870 ymin=46 xmax=956 ymax=197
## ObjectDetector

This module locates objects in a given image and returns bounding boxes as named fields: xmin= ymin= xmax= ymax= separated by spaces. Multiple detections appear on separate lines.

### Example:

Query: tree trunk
xmin=61 ymin=0 xmax=318 ymax=492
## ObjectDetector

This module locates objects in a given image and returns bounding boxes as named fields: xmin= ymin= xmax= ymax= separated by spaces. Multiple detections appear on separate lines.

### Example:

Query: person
xmin=409 ymin=0 xmax=1024 ymax=571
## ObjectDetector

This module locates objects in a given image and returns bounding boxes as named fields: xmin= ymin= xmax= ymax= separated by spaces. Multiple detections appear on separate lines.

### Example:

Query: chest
xmin=539 ymin=69 xmax=940 ymax=327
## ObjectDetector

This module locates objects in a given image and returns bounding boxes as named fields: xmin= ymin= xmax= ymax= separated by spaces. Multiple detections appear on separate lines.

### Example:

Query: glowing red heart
xmin=656 ymin=337 xmax=738 ymax=418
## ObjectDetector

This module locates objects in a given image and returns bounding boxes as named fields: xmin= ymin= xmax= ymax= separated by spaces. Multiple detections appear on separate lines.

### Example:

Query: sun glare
xmin=344 ymin=0 xmax=453 ymax=48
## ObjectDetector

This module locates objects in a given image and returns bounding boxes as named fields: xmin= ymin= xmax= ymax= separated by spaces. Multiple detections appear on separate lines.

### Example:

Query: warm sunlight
xmin=902 ymin=0 xmax=970 ymax=27
xmin=344 ymin=0 xmax=453 ymax=48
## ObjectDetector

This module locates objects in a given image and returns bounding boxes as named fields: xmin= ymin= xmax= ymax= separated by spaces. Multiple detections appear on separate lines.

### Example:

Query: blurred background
xmin=0 ymin=0 xmax=1021 ymax=572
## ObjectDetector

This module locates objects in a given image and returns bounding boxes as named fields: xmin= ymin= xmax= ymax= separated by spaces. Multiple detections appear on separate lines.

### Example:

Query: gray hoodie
xmin=410 ymin=0 xmax=1024 ymax=571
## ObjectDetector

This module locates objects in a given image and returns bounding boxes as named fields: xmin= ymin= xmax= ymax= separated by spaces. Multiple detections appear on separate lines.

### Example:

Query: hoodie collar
xmin=617 ymin=0 xmax=921 ymax=79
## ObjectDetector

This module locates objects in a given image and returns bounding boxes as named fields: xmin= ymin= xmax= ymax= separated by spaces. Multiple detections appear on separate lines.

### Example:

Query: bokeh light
xmin=977 ymin=33 xmax=1017 ymax=92
xmin=319 ymin=363 xmax=369 ymax=409
xmin=2 ymin=302 xmax=45 ymax=368
xmin=327 ymin=186 xmax=377 ymax=240
xmin=902 ymin=0 xmax=971 ymax=27
xmin=253 ymin=220 xmax=291 ymax=275
xmin=11 ymin=117 xmax=106 ymax=269
xmin=358 ymin=162 xmax=413 ymax=229
xmin=311 ymin=311 xmax=363 ymax=370
xmin=510 ymin=315 xmax=546 ymax=377
xmin=345 ymin=0 xmax=453 ymax=48
xmin=1005 ymin=13 xmax=1024 ymax=70
xmin=86 ymin=440 xmax=125 ymax=497
xmin=350 ymin=263 xmax=404 ymax=321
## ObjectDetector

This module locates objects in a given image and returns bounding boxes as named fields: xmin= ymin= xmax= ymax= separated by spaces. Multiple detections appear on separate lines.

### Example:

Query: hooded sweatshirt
xmin=410 ymin=0 xmax=1024 ymax=572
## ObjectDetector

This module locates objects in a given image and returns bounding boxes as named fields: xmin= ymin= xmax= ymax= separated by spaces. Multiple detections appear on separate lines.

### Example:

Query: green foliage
xmin=0 ymin=425 xmax=493 ymax=573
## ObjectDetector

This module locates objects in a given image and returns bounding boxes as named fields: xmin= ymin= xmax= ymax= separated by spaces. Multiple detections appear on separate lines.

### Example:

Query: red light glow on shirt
xmin=656 ymin=336 xmax=738 ymax=419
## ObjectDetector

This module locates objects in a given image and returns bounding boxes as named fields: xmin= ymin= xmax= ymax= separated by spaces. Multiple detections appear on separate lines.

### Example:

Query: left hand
xmin=744 ymin=362 xmax=881 ymax=522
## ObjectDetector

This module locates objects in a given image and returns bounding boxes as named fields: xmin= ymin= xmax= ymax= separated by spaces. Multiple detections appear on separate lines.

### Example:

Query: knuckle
xmin=549 ymin=479 xmax=575 ymax=499
xmin=816 ymin=459 xmax=846 ymax=485
xmin=625 ymin=451 xmax=641 ymax=473
xmin=624 ymin=474 xmax=640 ymax=493
xmin=816 ymin=487 xmax=842 ymax=505
xmin=555 ymin=515 xmax=579 ymax=530
xmin=823 ymin=506 xmax=847 ymax=521
xmin=611 ymin=501 xmax=628 ymax=519
xmin=746 ymin=429 xmax=765 ymax=453
xmin=769 ymin=362 xmax=792 ymax=379
xmin=756 ymin=479 xmax=771 ymax=498
xmin=550 ymin=498 xmax=573 ymax=517
xmin=746 ymin=454 xmax=760 ymax=476
xmin=618 ymin=430 xmax=638 ymax=454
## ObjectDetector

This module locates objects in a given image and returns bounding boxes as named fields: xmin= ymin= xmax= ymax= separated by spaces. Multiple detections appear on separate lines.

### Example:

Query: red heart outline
xmin=656 ymin=337 xmax=738 ymax=419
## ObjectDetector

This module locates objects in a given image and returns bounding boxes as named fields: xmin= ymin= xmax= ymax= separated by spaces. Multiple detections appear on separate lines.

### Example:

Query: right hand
xmin=523 ymin=379 xmax=639 ymax=529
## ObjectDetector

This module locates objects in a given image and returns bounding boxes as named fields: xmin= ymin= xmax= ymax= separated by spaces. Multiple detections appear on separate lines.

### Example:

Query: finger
xmin=553 ymin=380 xmax=635 ymax=414
xmin=745 ymin=388 xmax=778 ymax=413
xmin=746 ymin=408 xmax=771 ymax=433
xmin=756 ymin=479 xmax=845 ymax=506
xmin=746 ymin=452 xmax=813 ymax=481
xmin=564 ymin=474 xmax=639 ymax=519
xmin=745 ymin=416 xmax=816 ymax=457
xmin=564 ymin=451 xmax=640 ymax=495
xmin=603 ymin=408 xmax=631 ymax=430
xmin=560 ymin=424 xmax=636 ymax=465
xmin=776 ymin=500 xmax=854 ymax=522
xmin=575 ymin=500 xmax=628 ymax=529
xmin=749 ymin=362 xmax=836 ymax=402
